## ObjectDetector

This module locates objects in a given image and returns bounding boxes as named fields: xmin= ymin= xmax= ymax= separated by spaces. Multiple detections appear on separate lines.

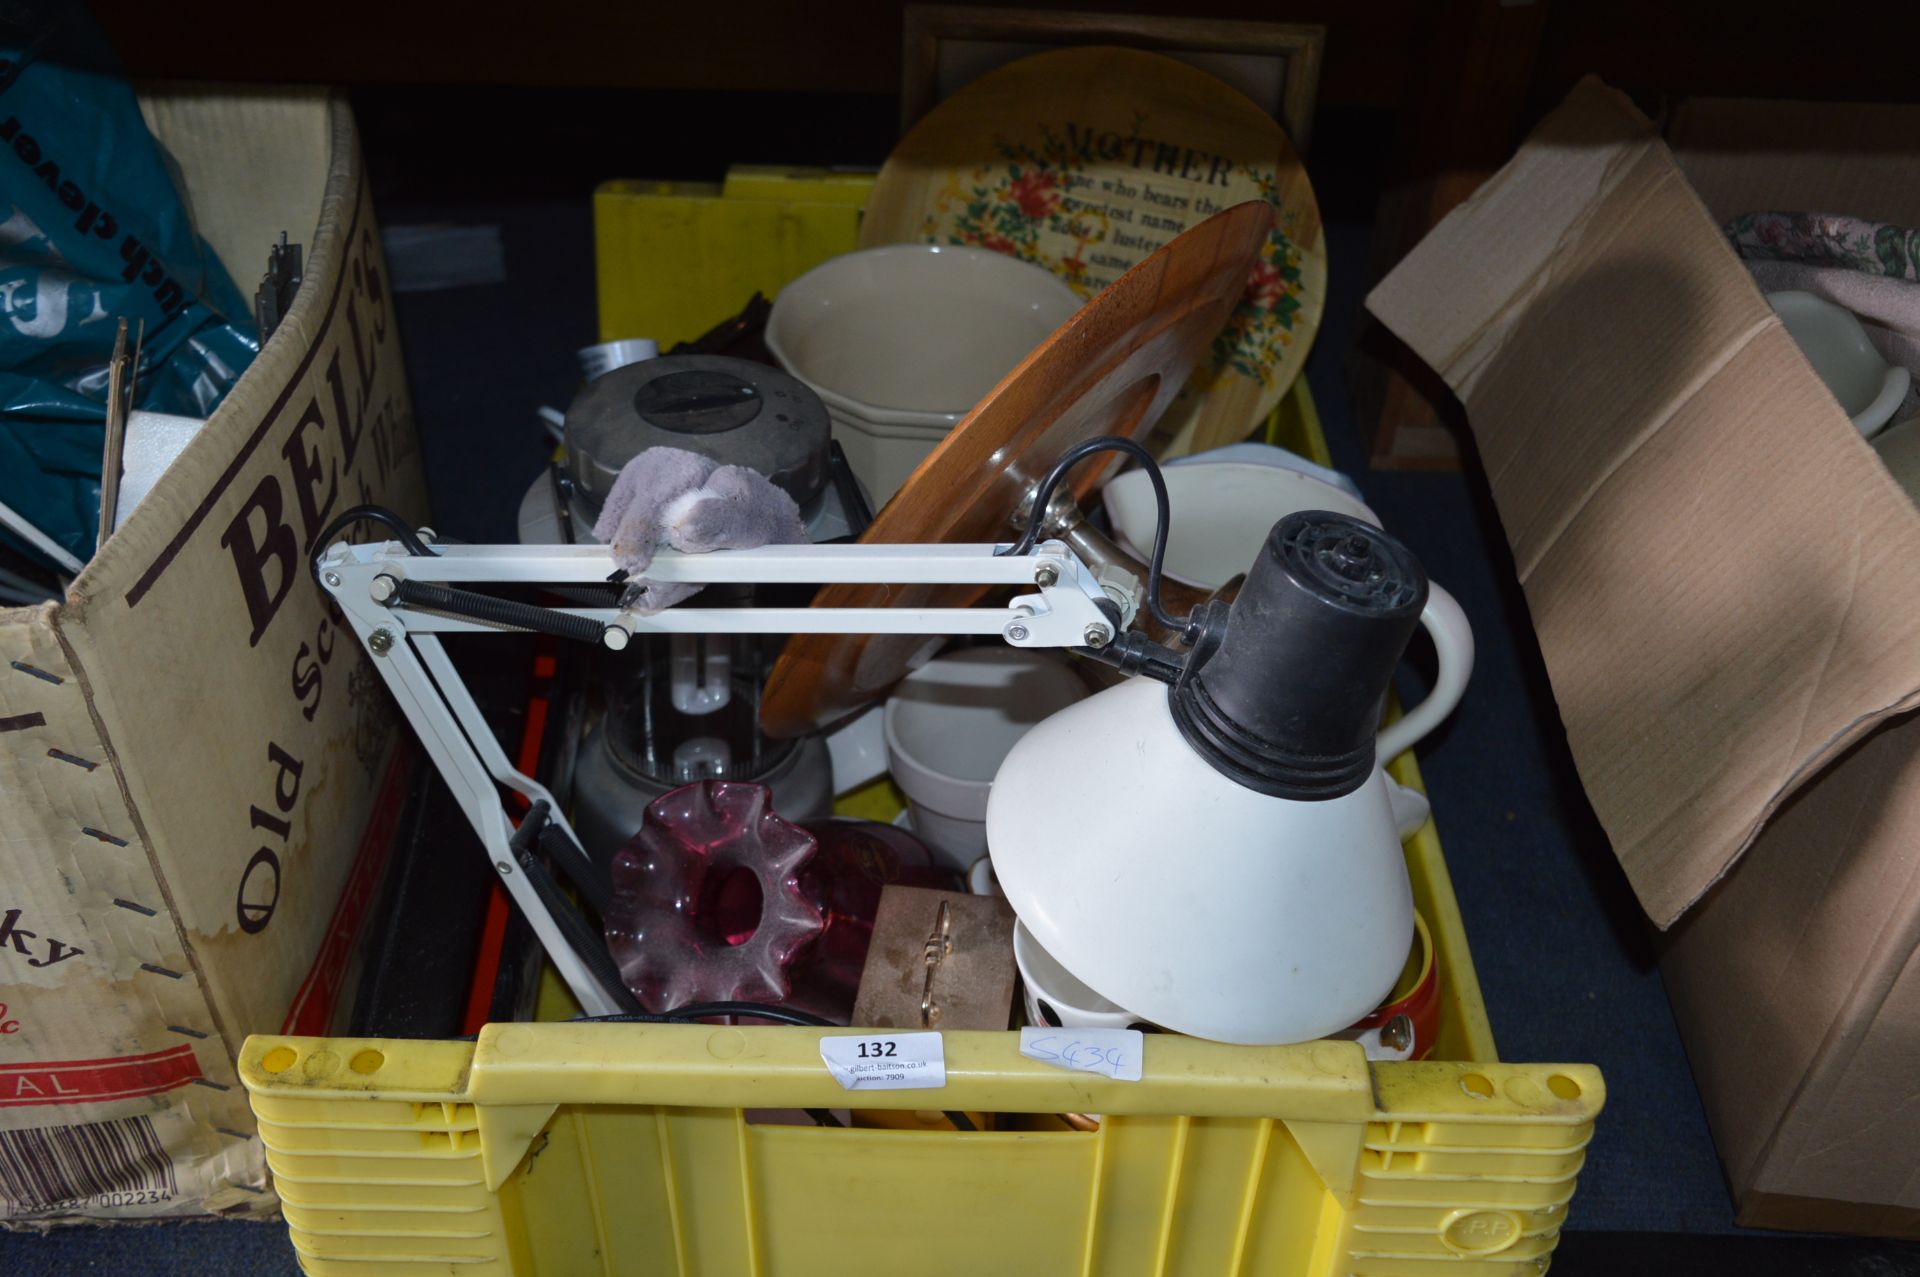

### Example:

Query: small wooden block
xmin=850 ymin=886 xmax=1018 ymax=1032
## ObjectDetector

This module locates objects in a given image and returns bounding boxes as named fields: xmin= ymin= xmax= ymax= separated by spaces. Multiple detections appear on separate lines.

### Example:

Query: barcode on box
xmin=0 ymin=1115 xmax=177 ymax=1215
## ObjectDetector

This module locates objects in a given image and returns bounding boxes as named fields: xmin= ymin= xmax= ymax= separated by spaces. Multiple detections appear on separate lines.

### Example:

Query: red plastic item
xmin=1344 ymin=912 xmax=1441 ymax=1060
xmin=463 ymin=651 xmax=558 ymax=1036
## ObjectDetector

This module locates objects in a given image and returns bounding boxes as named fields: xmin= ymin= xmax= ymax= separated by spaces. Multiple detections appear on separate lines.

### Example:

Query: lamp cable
xmin=999 ymin=435 xmax=1186 ymax=635
xmin=309 ymin=504 xmax=435 ymax=584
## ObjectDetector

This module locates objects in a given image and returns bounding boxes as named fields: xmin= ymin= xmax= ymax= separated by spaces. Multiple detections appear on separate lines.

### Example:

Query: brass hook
xmin=919 ymin=900 xmax=954 ymax=1028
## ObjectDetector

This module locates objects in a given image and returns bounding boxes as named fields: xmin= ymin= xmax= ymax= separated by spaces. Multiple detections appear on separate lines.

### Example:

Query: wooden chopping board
xmin=859 ymin=45 xmax=1325 ymax=460
xmin=760 ymin=200 xmax=1273 ymax=738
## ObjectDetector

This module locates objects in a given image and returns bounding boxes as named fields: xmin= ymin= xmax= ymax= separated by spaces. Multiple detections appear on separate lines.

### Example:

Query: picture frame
xmin=899 ymin=5 xmax=1325 ymax=150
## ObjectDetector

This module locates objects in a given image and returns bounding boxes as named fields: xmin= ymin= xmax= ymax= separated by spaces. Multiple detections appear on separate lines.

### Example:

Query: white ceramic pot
xmin=766 ymin=245 xmax=1081 ymax=504
xmin=823 ymin=703 xmax=888 ymax=795
xmin=883 ymin=647 xmax=1088 ymax=872
xmin=1014 ymin=921 xmax=1144 ymax=1031
xmin=1768 ymin=290 xmax=1911 ymax=438
xmin=1103 ymin=461 xmax=1378 ymax=590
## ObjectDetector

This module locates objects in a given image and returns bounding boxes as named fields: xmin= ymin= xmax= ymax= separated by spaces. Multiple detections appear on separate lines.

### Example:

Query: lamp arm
xmin=314 ymin=531 xmax=1127 ymax=1014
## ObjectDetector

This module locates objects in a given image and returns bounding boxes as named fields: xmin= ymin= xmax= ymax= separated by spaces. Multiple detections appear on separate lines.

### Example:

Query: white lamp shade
xmin=985 ymin=676 xmax=1415 ymax=1045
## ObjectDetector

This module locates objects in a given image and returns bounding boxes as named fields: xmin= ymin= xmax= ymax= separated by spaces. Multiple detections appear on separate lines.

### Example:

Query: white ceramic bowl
xmin=766 ymin=245 xmax=1081 ymax=503
xmin=1013 ymin=921 xmax=1142 ymax=1031
xmin=1103 ymin=461 xmax=1379 ymax=590
xmin=1768 ymin=290 xmax=1911 ymax=438
xmin=823 ymin=703 xmax=887 ymax=795
xmin=883 ymin=647 xmax=1088 ymax=872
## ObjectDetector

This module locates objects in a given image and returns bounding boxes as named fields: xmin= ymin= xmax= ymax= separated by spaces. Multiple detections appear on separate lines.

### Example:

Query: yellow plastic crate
xmin=240 ymin=701 xmax=1597 ymax=1276
xmin=240 ymin=347 xmax=1602 ymax=1271
xmin=243 ymin=1023 xmax=1597 ymax=1276
xmin=240 ymin=721 xmax=1574 ymax=1276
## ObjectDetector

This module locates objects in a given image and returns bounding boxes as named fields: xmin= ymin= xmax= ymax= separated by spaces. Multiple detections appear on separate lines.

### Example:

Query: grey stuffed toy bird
xmin=592 ymin=447 xmax=808 ymax=613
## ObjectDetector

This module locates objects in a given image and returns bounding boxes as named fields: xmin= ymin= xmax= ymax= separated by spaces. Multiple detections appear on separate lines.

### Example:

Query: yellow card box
xmin=593 ymin=169 xmax=876 ymax=347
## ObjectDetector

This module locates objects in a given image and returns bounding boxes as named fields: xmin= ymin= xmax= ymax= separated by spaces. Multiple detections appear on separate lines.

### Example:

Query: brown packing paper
xmin=1655 ymin=101 xmax=1920 ymax=1213
xmin=1740 ymin=1193 xmax=1920 ymax=1237
xmin=1664 ymin=721 xmax=1920 ymax=1208
xmin=1760 ymin=884 xmax=1920 ymax=1204
xmin=1367 ymin=78 xmax=1920 ymax=928
xmin=1367 ymin=75 xmax=1920 ymax=1228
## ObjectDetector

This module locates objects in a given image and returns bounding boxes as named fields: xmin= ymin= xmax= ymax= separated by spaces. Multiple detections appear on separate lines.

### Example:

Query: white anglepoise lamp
xmin=987 ymin=508 xmax=1471 ymax=1045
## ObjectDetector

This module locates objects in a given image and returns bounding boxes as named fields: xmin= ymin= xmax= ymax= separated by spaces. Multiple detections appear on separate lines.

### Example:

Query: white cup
xmin=884 ymin=647 xmax=1088 ymax=872
xmin=1104 ymin=464 xmax=1468 ymax=764
xmin=1103 ymin=460 xmax=1379 ymax=590
xmin=966 ymin=855 xmax=1001 ymax=898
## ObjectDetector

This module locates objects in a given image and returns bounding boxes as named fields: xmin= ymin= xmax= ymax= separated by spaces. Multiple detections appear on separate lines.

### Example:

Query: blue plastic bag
xmin=0 ymin=7 xmax=258 ymax=570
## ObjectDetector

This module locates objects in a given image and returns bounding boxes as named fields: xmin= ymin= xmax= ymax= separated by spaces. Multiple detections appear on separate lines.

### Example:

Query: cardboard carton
xmin=0 ymin=90 xmax=423 ymax=1223
xmin=1369 ymin=78 xmax=1920 ymax=1235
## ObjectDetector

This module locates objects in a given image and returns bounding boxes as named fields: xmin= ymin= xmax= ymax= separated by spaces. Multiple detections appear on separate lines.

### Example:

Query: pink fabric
xmin=592 ymin=446 xmax=808 ymax=612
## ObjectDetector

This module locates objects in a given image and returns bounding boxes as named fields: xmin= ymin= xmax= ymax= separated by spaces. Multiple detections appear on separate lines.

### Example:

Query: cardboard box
xmin=0 ymin=90 xmax=424 ymax=1223
xmin=1368 ymin=78 xmax=1920 ymax=1235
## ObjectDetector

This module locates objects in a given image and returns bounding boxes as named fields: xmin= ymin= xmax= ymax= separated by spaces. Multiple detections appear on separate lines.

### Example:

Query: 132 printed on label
xmin=818 ymin=1033 xmax=946 ymax=1091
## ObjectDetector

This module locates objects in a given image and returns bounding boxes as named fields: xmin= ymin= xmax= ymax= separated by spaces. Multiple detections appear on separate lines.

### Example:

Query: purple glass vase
xmin=605 ymin=781 xmax=946 ymax=1021
xmin=605 ymin=780 xmax=824 ymax=1014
